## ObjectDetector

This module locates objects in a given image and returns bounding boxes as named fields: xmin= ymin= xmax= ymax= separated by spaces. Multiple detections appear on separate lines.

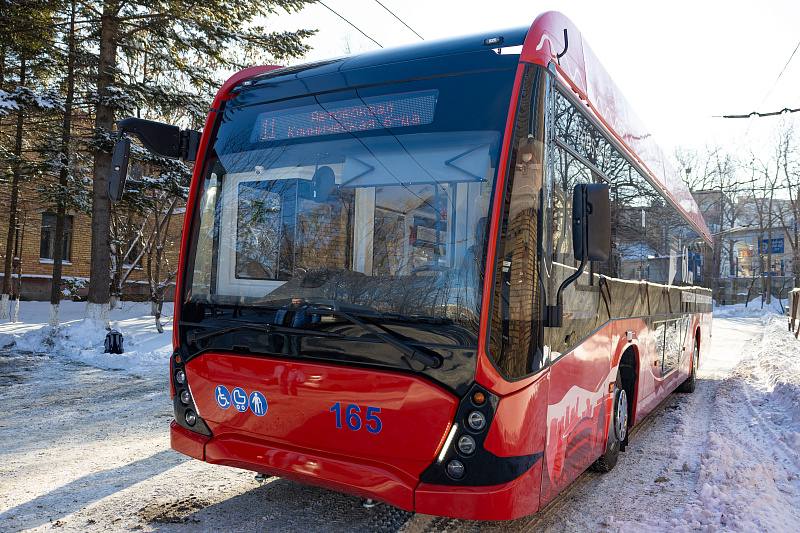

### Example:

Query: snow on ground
xmin=0 ymin=301 xmax=173 ymax=375
xmin=0 ymin=304 xmax=799 ymax=532
xmin=678 ymin=313 xmax=800 ymax=532
xmin=712 ymin=296 xmax=787 ymax=318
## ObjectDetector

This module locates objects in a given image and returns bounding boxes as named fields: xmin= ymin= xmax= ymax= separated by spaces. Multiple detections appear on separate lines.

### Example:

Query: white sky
xmin=266 ymin=0 xmax=800 ymax=156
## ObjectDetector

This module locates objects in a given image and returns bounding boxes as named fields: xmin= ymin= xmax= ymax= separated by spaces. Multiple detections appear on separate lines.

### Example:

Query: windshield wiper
xmin=180 ymin=319 xmax=346 ymax=346
xmin=181 ymin=304 xmax=444 ymax=371
xmin=303 ymin=301 xmax=444 ymax=369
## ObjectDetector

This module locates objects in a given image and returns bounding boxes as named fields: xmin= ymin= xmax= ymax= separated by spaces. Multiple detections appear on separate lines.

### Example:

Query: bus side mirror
xmin=572 ymin=183 xmax=611 ymax=262
xmin=109 ymin=136 xmax=131 ymax=203
xmin=544 ymin=183 xmax=611 ymax=328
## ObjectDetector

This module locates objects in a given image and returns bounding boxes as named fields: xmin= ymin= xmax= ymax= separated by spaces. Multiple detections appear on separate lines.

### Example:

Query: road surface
xmin=1 ymin=314 xmax=798 ymax=532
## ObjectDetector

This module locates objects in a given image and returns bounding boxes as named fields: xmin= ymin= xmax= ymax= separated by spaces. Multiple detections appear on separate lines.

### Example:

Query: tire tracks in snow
xmin=403 ymin=317 xmax=761 ymax=532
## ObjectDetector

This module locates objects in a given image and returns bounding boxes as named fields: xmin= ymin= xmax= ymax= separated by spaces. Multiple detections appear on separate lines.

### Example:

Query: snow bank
xmin=0 ymin=301 xmax=173 ymax=375
xmin=677 ymin=313 xmax=800 ymax=531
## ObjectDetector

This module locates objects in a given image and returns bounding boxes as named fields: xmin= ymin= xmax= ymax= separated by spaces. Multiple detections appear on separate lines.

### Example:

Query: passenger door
xmin=539 ymin=96 xmax=612 ymax=504
xmin=659 ymin=316 xmax=689 ymax=376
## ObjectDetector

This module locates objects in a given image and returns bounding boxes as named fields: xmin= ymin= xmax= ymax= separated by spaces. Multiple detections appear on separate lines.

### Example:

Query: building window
xmin=40 ymin=213 xmax=73 ymax=261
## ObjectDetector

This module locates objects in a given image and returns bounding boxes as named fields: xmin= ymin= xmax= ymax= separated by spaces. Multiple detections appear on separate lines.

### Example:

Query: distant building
xmin=719 ymin=196 xmax=795 ymax=279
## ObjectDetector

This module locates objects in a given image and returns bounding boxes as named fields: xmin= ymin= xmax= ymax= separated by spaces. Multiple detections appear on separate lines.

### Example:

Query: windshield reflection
xmin=187 ymin=71 xmax=516 ymax=336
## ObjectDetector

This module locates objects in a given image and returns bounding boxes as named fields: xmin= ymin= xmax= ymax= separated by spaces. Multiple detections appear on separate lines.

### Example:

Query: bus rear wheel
xmin=592 ymin=374 xmax=627 ymax=473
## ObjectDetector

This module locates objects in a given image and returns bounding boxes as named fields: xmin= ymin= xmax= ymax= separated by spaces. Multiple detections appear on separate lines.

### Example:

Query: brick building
xmin=0 ymin=179 xmax=184 ymax=301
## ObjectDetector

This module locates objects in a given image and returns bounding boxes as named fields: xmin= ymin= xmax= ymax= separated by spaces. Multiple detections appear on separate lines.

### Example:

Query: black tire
xmin=592 ymin=373 xmax=628 ymax=473
xmin=677 ymin=339 xmax=699 ymax=393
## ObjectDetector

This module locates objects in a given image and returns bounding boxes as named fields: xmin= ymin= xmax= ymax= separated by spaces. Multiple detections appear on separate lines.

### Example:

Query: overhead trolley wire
xmin=715 ymin=106 xmax=800 ymax=119
xmin=317 ymin=1 xmax=384 ymax=48
xmin=372 ymin=0 xmax=424 ymax=40
xmin=720 ymin=36 xmax=800 ymax=121
xmin=758 ymin=37 xmax=800 ymax=108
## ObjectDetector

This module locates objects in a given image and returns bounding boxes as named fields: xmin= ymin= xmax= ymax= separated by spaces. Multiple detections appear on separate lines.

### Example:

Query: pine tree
xmin=82 ymin=0 xmax=315 ymax=321
xmin=0 ymin=1 xmax=61 ymax=320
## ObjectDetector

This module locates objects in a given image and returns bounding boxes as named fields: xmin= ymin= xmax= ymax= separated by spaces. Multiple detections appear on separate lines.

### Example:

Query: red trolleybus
xmin=114 ymin=11 xmax=713 ymax=521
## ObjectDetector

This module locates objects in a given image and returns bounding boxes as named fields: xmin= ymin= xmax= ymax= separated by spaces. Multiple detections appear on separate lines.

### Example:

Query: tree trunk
xmin=87 ymin=2 xmax=119 ymax=315
xmin=12 ymin=215 xmax=26 ymax=322
xmin=0 ymin=47 xmax=5 ymax=319
xmin=2 ymin=57 xmax=26 ymax=320
xmin=50 ymin=0 xmax=77 ymax=325
xmin=766 ymin=195 xmax=774 ymax=304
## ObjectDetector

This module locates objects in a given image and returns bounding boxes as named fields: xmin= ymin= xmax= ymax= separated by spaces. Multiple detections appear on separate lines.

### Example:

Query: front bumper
xmin=170 ymin=421 xmax=542 ymax=520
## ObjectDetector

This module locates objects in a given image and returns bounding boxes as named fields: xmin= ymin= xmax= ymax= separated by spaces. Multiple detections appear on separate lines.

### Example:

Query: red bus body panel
xmin=183 ymin=353 xmax=457 ymax=509
xmin=415 ymin=462 xmax=543 ymax=520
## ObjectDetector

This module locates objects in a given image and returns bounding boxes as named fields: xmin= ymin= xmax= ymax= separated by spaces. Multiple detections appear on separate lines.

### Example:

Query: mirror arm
xmin=544 ymin=255 xmax=587 ymax=328
xmin=116 ymin=117 xmax=200 ymax=162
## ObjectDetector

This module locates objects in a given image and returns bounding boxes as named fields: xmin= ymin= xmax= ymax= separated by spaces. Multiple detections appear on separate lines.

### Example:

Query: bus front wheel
xmin=677 ymin=338 xmax=699 ymax=393
xmin=592 ymin=374 xmax=627 ymax=473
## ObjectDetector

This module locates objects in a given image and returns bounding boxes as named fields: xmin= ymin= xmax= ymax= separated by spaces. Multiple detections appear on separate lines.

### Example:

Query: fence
xmin=790 ymin=288 xmax=800 ymax=338
xmin=715 ymin=276 xmax=794 ymax=306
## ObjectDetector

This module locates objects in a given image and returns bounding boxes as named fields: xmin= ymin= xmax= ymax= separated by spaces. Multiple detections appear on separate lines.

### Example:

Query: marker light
xmin=446 ymin=460 xmax=465 ymax=479
xmin=457 ymin=434 xmax=476 ymax=455
xmin=175 ymin=370 xmax=186 ymax=385
xmin=467 ymin=411 xmax=486 ymax=431
xmin=184 ymin=410 xmax=197 ymax=426
xmin=472 ymin=391 xmax=486 ymax=405
xmin=180 ymin=390 xmax=191 ymax=405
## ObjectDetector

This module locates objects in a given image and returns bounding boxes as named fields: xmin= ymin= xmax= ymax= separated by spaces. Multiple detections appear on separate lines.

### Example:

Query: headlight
xmin=175 ymin=370 xmax=186 ymax=385
xmin=446 ymin=459 xmax=465 ymax=479
xmin=466 ymin=410 xmax=486 ymax=431
xmin=184 ymin=410 xmax=197 ymax=426
xmin=457 ymin=434 xmax=476 ymax=455
xmin=180 ymin=389 xmax=191 ymax=405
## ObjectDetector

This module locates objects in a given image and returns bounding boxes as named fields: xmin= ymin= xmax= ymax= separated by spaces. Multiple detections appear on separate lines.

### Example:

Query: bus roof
xmin=241 ymin=12 xmax=711 ymax=245
xmin=523 ymin=11 xmax=712 ymax=245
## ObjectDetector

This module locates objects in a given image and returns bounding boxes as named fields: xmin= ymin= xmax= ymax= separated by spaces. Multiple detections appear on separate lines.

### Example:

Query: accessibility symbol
xmin=215 ymin=385 xmax=231 ymax=410
xmin=249 ymin=391 xmax=268 ymax=416
xmin=232 ymin=387 xmax=249 ymax=412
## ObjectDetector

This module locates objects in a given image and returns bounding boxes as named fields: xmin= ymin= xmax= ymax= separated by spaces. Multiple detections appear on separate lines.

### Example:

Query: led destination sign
xmin=252 ymin=90 xmax=438 ymax=142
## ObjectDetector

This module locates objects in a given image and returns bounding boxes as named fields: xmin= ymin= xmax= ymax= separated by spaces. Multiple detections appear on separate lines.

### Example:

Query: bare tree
xmin=775 ymin=124 xmax=800 ymax=288
xmin=676 ymin=146 xmax=748 ymax=302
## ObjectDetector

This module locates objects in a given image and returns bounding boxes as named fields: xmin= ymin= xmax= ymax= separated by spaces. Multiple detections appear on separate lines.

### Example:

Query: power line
xmin=716 ymin=107 xmax=800 ymax=119
xmin=372 ymin=0 xmax=424 ymax=40
xmin=758 ymin=37 xmax=800 ymax=107
xmin=317 ymin=1 xmax=383 ymax=49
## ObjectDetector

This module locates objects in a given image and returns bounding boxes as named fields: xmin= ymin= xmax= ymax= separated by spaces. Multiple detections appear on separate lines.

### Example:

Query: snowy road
xmin=1 ymin=314 xmax=799 ymax=532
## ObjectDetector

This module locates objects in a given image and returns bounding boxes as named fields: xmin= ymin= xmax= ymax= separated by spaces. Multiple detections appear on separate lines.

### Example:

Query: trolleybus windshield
xmin=184 ymin=68 xmax=517 ymax=337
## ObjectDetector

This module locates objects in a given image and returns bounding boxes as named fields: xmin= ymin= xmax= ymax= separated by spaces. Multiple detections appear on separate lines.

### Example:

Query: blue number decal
xmin=345 ymin=403 xmax=362 ymax=431
xmin=330 ymin=403 xmax=381 ymax=433
xmin=329 ymin=402 xmax=342 ymax=428
xmin=365 ymin=406 xmax=382 ymax=434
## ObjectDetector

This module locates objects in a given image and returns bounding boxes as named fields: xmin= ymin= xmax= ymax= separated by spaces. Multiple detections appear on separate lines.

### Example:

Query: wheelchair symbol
xmin=215 ymin=385 xmax=231 ymax=410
